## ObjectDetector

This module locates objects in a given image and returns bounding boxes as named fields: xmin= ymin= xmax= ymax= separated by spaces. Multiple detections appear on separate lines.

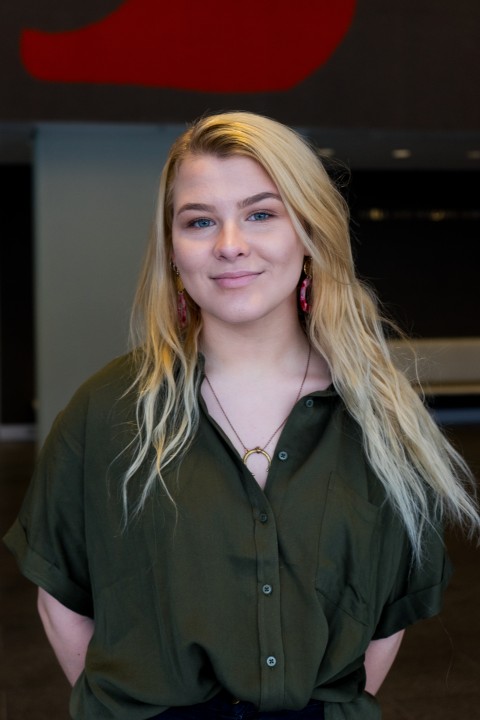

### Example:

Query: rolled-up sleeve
xmin=372 ymin=517 xmax=451 ymax=639
xmin=3 ymin=406 xmax=93 ymax=617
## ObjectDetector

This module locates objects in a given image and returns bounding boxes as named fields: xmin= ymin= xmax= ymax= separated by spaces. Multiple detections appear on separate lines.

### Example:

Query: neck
xmin=200 ymin=314 xmax=309 ymax=376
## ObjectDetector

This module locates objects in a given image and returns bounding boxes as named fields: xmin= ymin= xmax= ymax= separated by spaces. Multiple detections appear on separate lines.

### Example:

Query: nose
xmin=214 ymin=222 xmax=250 ymax=260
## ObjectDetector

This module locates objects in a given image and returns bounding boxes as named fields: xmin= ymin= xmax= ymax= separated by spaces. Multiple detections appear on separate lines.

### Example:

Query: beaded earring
xmin=299 ymin=257 xmax=312 ymax=313
xmin=172 ymin=264 xmax=187 ymax=328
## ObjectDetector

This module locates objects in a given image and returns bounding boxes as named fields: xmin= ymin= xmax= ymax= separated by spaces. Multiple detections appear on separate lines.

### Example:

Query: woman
xmin=4 ymin=111 xmax=479 ymax=720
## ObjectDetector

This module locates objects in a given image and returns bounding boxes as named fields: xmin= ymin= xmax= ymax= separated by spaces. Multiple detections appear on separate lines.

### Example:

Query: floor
xmin=1 ymin=426 xmax=479 ymax=720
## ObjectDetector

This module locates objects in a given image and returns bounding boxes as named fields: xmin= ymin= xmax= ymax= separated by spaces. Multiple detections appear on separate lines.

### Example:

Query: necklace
xmin=204 ymin=345 xmax=312 ymax=471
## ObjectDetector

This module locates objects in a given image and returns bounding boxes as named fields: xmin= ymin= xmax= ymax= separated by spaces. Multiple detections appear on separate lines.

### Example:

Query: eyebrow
xmin=176 ymin=192 xmax=283 ymax=216
xmin=238 ymin=191 xmax=283 ymax=209
xmin=176 ymin=202 xmax=215 ymax=215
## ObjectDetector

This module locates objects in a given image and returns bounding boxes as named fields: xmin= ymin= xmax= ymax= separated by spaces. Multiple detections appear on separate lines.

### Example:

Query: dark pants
xmin=152 ymin=691 xmax=325 ymax=719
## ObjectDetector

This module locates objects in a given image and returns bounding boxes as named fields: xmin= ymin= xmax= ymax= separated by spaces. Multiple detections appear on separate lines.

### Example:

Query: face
xmin=171 ymin=154 xmax=306 ymax=329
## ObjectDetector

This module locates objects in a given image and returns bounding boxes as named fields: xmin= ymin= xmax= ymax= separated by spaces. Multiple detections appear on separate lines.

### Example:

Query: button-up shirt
xmin=4 ymin=354 xmax=450 ymax=720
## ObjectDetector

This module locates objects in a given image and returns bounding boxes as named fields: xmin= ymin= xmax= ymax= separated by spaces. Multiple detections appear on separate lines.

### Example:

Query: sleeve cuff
xmin=373 ymin=555 xmax=452 ymax=639
xmin=3 ymin=519 xmax=93 ymax=618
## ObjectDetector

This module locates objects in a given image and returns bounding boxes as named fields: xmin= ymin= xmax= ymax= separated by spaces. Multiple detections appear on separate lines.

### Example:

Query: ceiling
xmin=1 ymin=123 xmax=480 ymax=170
xmin=302 ymin=127 xmax=480 ymax=170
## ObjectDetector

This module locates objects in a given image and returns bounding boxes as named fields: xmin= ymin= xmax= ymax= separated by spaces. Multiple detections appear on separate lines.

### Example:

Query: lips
xmin=211 ymin=271 xmax=262 ymax=289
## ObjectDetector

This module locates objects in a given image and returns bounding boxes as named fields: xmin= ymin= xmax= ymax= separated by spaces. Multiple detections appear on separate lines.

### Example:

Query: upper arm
xmin=37 ymin=587 xmax=91 ymax=629
xmin=364 ymin=629 xmax=405 ymax=695
xmin=37 ymin=587 xmax=95 ymax=686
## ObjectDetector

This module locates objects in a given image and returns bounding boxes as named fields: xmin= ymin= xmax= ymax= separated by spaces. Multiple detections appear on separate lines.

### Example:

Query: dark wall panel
xmin=0 ymin=166 xmax=34 ymax=424
xmin=348 ymin=170 xmax=479 ymax=337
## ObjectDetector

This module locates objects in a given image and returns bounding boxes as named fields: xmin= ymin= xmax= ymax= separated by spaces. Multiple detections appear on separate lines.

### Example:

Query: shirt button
xmin=278 ymin=450 xmax=288 ymax=461
xmin=305 ymin=398 xmax=314 ymax=408
xmin=259 ymin=513 xmax=268 ymax=523
xmin=266 ymin=656 xmax=277 ymax=667
xmin=262 ymin=584 xmax=273 ymax=595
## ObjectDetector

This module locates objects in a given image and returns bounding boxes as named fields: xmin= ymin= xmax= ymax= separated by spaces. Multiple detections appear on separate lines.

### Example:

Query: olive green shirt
xmin=4 ymin=355 xmax=450 ymax=720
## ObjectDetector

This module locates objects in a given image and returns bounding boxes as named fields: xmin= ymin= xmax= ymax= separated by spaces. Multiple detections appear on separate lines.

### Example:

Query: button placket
xmin=254 ymin=504 xmax=285 ymax=704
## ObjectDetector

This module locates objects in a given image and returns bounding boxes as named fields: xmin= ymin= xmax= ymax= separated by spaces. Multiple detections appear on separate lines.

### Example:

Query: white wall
xmin=35 ymin=123 xmax=183 ymax=442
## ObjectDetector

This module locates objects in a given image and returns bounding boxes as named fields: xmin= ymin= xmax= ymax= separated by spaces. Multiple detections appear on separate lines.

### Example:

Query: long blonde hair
xmin=127 ymin=111 xmax=478 ymax=559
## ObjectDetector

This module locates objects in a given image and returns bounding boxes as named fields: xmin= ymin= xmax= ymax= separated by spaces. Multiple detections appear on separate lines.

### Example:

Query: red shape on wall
xmin=20 ymin=0 xmax=356 ymax=92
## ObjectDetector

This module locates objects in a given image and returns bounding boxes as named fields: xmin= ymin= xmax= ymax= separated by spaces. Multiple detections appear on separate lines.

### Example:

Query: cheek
xmin=277 ymin=252 xmax=305 ymax=295
xmin=280 ymin=239 xmax=306 ymax=273
xmin=171 ymin=238 xmax=196 ymax=274
xmin=171 ymin=247 xmax=207 ymax=300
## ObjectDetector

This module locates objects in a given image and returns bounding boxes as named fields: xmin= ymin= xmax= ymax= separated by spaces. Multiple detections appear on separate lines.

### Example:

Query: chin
xmin=201 ymin=306 xmax=263 ymax=326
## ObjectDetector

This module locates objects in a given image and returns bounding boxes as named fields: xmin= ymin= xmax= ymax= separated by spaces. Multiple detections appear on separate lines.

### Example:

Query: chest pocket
xmin=315 ymin=472 xmax=381 ymax=627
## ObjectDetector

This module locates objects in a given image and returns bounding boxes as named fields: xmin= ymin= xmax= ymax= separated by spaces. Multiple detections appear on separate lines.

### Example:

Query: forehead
xmin=172 ymin=153 xmax=278 ymax=205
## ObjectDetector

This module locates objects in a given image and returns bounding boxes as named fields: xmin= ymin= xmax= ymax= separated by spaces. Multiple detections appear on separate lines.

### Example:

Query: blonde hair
xmin=126 ymin=111 xmax=479 ymax=559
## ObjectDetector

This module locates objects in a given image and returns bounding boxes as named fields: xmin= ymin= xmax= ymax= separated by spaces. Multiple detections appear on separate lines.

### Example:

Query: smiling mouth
xmin=213 ymin=271 xmax=259 ymax=279
xmin=211 ymin=271 xmax=262 ymax=288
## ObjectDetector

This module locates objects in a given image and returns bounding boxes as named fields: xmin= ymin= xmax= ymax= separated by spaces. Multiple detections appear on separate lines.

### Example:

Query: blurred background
xmin=0 ymin=1 xmax=479 ymax=717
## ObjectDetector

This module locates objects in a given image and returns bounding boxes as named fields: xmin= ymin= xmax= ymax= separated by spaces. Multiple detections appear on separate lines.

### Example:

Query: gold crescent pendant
xmin=243 ymin=447 xmax=271 ymax=470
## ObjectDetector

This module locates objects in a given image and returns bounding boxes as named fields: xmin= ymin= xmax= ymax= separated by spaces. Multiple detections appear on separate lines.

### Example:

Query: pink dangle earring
xmin=172 ymin=264 xmax=187 ymax=328
xmin=299 ymin=257 xmax=312 ymax=313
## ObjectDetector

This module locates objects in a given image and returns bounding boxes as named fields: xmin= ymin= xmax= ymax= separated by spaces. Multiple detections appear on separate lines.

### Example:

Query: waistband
xmin=152 ymin=689 xmax=325 ymax=719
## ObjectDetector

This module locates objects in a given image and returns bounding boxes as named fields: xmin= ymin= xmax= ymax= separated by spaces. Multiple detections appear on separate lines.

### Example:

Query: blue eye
xmin=189 ymin=218 xmax=213 ymax=228
xmin=248 ymin=211 xmax=271 ymax=221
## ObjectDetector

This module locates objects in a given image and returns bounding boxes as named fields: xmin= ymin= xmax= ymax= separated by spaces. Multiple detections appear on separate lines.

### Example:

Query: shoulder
xmin=71 ymin=352 xmax=138 ymax=403
xmin=52 ymin=352 xmax=139 ymax=451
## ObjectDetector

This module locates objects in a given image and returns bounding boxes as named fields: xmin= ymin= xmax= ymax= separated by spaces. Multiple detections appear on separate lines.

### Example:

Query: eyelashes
xmin=247 ymin=211 xmax=273 ymax=221
xmin=187 ymin=218 xmax=214 ymax=228
xmin=185 ymin=210 xmax=275 ymax=229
